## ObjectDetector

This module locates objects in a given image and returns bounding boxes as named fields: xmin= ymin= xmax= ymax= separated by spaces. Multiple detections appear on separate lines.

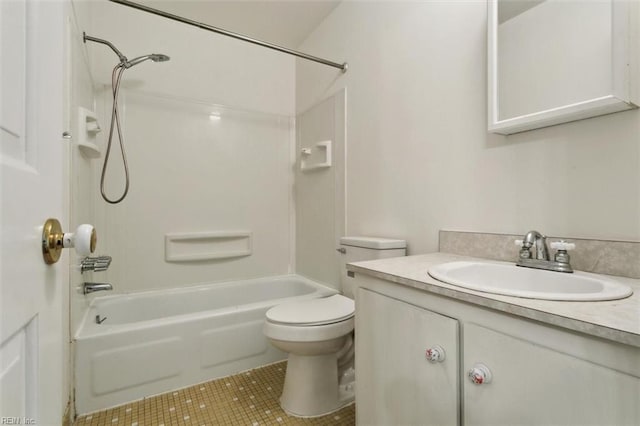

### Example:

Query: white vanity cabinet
xmin=463 ymin=323 xmax=639 ymax=425
xmin=354 ymin=275 xmax=640 ymax=426
xmin=356 ymin=288 xmax=459 ymax=426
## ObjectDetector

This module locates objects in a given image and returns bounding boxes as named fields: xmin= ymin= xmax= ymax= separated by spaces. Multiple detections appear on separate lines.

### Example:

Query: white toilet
xmin=264 ymin=236 xmax=407 ymax=417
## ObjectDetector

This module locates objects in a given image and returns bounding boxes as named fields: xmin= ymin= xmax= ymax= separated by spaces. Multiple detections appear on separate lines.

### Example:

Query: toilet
xmin=264 ymin=236 xmax=407 ymax=417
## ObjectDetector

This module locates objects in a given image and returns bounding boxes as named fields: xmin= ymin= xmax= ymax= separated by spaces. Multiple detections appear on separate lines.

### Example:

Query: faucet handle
xmin=515 ymin=239 xmax=533 ymax=259
xmin=550 ymin=241 xmax=574 ymax=267
xmin=550 ymin=241 xmax=575 ymax=251
xmin=81 ymin=255 xmax=112 ymax=273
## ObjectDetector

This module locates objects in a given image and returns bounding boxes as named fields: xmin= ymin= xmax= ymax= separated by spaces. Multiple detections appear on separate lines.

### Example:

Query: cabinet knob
xmin=468 ymin=363 xmax=492 ymax=385
xmin=425 ymin=345 xmax=446 ymax=363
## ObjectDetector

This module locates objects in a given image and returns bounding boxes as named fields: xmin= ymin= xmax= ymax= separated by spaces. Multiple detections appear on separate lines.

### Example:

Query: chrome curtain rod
xmin=108 ymin=0 xmax=348 ymax=73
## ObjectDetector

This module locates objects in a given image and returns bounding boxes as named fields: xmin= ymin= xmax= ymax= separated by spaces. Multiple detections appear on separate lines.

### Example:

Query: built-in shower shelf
xmin=164 ymin=231 xmax=252 ymax=262
xmin=301 ymin=140 xmax=332 ymax=171
xmin=78 ymin=142 xmax=101 ymax=158
xmin=77 ymin=107 xmax=102 ymax=159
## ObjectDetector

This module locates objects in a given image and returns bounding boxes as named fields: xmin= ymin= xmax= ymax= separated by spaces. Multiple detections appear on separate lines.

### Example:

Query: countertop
xmin=347 ymin=252 xmax=640 ymax=348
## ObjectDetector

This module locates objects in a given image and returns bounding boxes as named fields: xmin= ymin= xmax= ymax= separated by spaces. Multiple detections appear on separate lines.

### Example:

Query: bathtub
xmin=74 ymin=274 xmax=336 ymax=414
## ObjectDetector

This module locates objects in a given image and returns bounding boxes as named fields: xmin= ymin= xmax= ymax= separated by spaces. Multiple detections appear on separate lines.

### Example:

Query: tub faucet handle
xmin=81 ymin=255 xmax=112 ymax=273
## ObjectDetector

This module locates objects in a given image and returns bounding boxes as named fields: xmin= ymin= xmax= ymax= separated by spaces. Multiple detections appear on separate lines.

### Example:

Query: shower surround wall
xmin=67 ymin=0 xmax=102 ymax=419
xmin=95 ymin=91 xmax=294 ymax=293
xmin=296 ymin=2 xmax=640 ymax=252
xmin=295 ymin=91 xmax=346 ymax=290
xmin=73 ymin=1 xmax=295 ymax=302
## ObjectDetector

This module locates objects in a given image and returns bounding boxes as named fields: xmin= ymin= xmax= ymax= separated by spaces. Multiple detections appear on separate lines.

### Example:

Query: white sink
xmin=428 ymin=261 xmax=633 ymax=301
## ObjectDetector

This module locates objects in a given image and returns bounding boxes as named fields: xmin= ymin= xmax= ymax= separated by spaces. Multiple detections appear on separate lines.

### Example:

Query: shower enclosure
xmin=69 ymin=0 xmax=346 ymax=416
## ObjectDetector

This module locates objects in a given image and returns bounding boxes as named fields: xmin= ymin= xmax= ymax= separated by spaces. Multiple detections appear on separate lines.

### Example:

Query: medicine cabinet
xmin=488 ymin=0 xmax=639 ymax=135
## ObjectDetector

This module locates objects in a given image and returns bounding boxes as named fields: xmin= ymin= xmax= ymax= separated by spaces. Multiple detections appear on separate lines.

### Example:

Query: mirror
xmin=488 ymin=0 xmax=638 ymax=135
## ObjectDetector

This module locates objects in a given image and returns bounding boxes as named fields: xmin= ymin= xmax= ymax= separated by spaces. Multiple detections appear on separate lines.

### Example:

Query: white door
xmin=1 ymin=0 xmax=66 ymax=424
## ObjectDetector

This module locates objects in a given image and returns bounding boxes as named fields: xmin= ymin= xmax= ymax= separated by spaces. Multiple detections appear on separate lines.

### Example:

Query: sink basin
xmin=428 ymin=261 xmax=633 ymax=301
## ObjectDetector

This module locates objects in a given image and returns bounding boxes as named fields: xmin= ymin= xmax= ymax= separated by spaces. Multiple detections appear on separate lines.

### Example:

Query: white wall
xmin=296 ymin=1 xmax=640 ymax=258
xmin=85 ymin=1 xmax=296 ymax=294
xmin=89 ymin=1 xmax=295 ymax=116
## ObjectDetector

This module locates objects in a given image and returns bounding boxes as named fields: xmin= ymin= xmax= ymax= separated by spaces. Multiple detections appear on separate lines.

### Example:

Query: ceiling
xmin=138 ymin=0 xmax=341 ymax=48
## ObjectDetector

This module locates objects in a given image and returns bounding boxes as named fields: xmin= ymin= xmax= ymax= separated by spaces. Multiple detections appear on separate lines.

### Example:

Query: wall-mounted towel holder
xmin=301 ymin=140 xmax=332 ymax=171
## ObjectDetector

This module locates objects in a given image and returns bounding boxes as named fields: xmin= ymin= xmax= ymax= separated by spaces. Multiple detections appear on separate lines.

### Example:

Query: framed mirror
xmin=488 ymin=0 xmax=638 ymax=135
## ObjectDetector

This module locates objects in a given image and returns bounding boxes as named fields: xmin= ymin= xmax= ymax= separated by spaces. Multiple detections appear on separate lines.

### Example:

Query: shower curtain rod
xmin=108 ymin=0 xmax=348 ymax=73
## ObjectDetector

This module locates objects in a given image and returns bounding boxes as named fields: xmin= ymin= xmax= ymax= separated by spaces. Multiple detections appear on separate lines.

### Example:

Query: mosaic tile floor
xmin=74 ymin=361 xmax=355 ymax=426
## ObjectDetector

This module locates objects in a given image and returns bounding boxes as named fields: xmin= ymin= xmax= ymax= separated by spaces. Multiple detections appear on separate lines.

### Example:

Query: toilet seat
xmin=264 ymin=317 xmax=354 ymax=343
xmin=264 ymin=295 xmax=355 ymax=343
xmin=266 ymin=294 xmax=354 ymax=326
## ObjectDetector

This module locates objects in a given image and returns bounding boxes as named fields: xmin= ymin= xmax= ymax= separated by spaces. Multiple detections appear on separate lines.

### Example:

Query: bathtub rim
xmin=75 ymin=274 xmax=338 ymax=340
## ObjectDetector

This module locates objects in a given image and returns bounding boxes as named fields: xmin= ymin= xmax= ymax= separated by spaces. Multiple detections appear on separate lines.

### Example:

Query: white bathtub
xmin=74 ymin=275 xmax=336 ymax=414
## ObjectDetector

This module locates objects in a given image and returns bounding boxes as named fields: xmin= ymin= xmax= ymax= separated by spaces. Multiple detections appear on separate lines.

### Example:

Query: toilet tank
xmin=339 ymin=236 xmax=406 ymax=298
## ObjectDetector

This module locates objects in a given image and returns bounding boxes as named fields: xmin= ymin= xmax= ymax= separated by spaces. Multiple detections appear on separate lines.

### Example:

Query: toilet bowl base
xmin=279 ymin=352 xmax=354 ymax=417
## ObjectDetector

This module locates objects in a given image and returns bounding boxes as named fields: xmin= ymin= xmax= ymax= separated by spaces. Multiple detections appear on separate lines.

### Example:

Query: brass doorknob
xmin=42 ymin=218 xmax=96 ymax=264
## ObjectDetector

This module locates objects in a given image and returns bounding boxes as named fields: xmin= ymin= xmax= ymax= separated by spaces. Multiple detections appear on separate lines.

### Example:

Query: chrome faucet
xmin=521 ymin=230 xmax=549 ymax=261
xmin=81 ymin=256 xmax=112 ymax=273
xmin=83 ymin=282 xmax=113 ymax=295
xmin=516 ymin=230 xmax=574 ymax=273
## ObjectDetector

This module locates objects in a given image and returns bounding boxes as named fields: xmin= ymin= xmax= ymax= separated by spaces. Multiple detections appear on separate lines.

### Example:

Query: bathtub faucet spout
xmin=83 ymin=282 xmax=113 ymax=295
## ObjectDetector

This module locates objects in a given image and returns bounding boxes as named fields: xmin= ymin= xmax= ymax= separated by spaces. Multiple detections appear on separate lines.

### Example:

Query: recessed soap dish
xmin=77 ymin=107 xmax=102 ymax=159
xmin=301 ymin=140 xmax=332 ymax=171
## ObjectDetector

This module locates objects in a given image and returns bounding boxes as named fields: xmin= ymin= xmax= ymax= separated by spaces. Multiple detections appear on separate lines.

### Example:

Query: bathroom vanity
xmin=348 ymin=253 xmax=640 ymax=426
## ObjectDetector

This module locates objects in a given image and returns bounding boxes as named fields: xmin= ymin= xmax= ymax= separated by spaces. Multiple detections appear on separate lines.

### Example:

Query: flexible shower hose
xmin=100 ymin=63 xmax=130 ymax=204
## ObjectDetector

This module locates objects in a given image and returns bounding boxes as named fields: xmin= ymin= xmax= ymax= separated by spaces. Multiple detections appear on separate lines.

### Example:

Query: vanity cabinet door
xmin=463 ymin=323 xmax=640 ymax=426
xmin=356 ymin=288 xmax=459 ymax=426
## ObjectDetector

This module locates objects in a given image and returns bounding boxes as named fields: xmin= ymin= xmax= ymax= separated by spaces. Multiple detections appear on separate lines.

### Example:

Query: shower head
xmin=83 ymin=32 xmax=170 ymax=69
xmin=125 ymin=54 xmax=171 ymax=68
xmin=151 ymin=54 xmax=171 ymax=62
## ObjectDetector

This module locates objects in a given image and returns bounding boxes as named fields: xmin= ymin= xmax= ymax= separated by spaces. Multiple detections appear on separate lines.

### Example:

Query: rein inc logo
xmin=1 ymin=418 xmax=35 ymax=425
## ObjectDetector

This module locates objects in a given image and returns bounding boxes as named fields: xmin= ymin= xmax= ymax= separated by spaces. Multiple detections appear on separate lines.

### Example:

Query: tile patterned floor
xmin=74 ymin=361 xmax=355 ymax=426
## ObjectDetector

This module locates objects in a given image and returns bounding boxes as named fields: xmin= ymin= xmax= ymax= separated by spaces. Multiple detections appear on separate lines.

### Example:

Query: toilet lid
xmin=266 ymin=294 xmax=354 ymax=326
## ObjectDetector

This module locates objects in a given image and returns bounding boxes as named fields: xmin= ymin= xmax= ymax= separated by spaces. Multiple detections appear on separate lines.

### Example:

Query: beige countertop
xmin=347 ymin=252 xmax=640 ymax=348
